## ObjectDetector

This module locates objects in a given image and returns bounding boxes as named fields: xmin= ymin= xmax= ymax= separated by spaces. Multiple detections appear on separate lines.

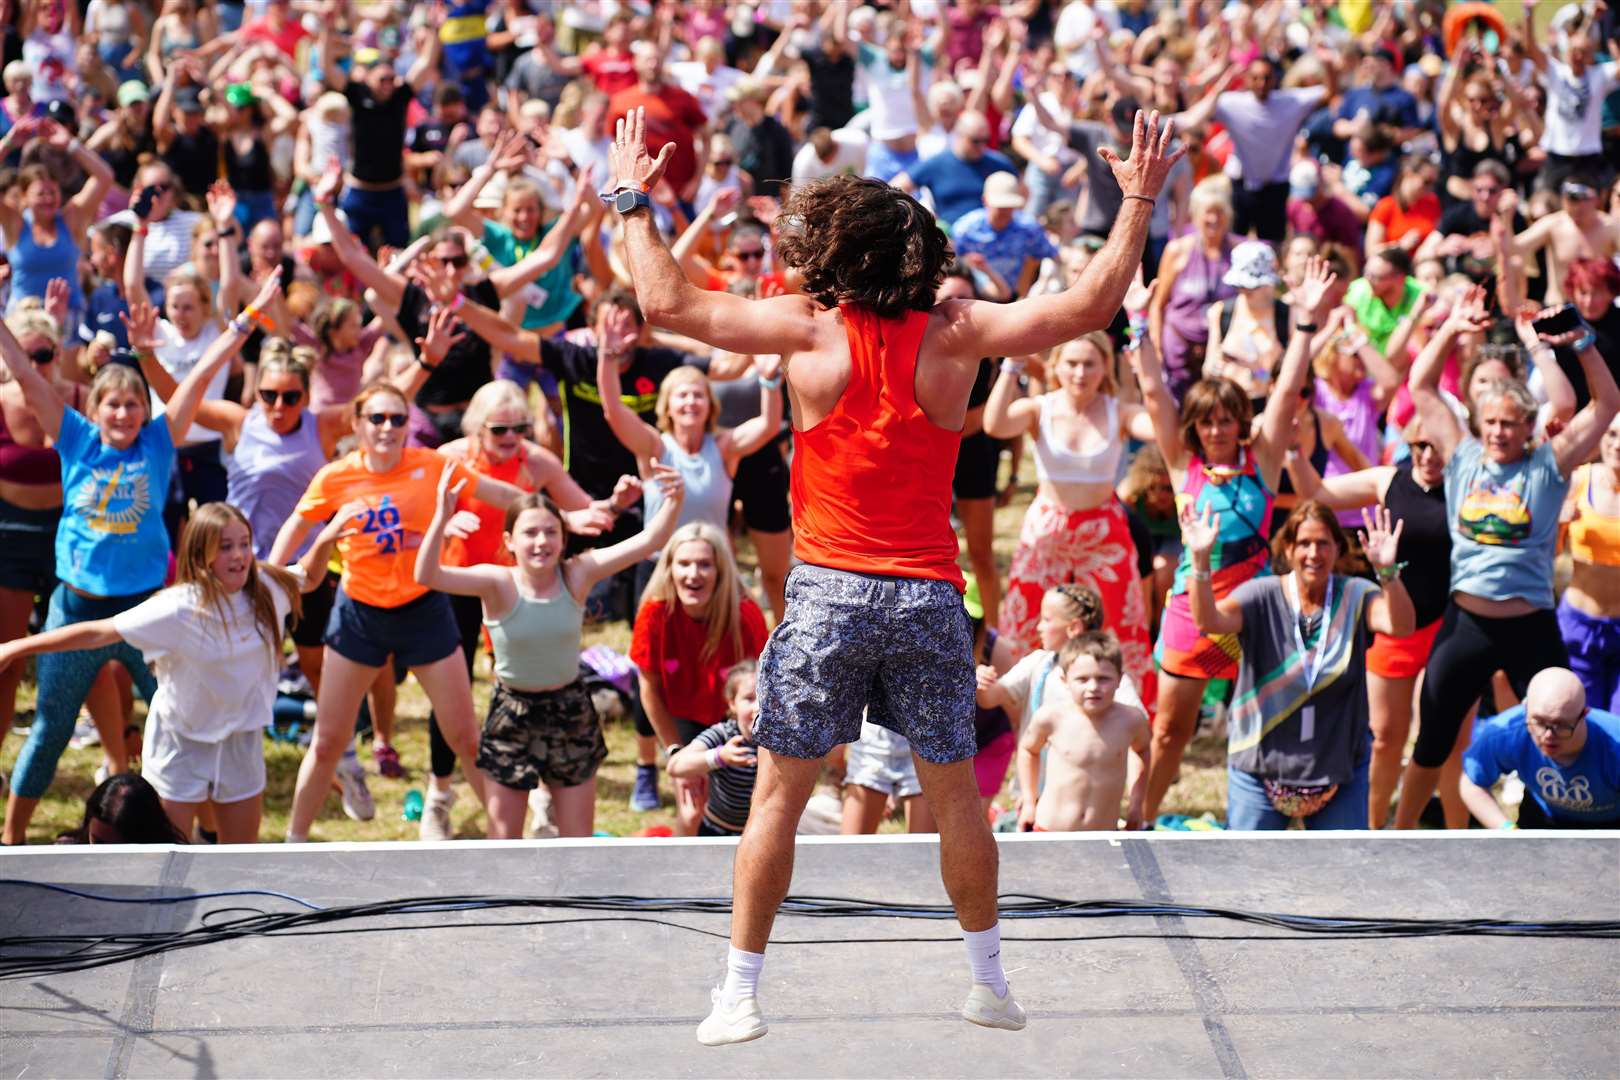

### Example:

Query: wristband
xmin=1000 ymin=358 xmax=1026 ymax=376
xmin=449 ymin=293 xmax=466 ymax=314
xmin=665 ymin=742 xmax=683 ymax=760
xmin=217 ymin=224 xmax=239 ymax=239
xmin=1571 ymin=331 xmax=1597 ymax=353
xmin=1191 ymin=565 xmax=1212 ymax=582
xmin=759 ymin=374 xmax=783 ymax=391
xmin=1375 ymin=560 xmax=1408 ymax=583
xmin=1122 ymin=194 xmax=1155 ymax=207
xmin=707 ymin=747 xmax=724 ymax=772
xmin=1294 ymin=322 xmax=1318 ymax=333
xmin=134 ymin=225 xmax=148 ymax=236
xmin=229 ymin=317 xmax=251 ymax=336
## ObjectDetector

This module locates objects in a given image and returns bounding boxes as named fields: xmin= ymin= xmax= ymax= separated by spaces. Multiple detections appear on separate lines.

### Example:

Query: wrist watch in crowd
xmin=613 ymin=188 xmax=652 ymax=215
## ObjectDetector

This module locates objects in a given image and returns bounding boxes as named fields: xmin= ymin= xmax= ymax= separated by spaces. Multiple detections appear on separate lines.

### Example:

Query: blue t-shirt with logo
xmin=55 ymin=408 xmax=175 ymax=596
xmin=1464 ymin=707 xmax=1620 ymax=824
xmin=1445 ymin=436 xmax=1568 ymax=609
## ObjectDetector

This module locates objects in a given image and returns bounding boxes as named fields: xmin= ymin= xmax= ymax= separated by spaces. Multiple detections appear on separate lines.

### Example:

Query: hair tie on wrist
xmin=1123 ymin=194 xmax=1155 ymax=207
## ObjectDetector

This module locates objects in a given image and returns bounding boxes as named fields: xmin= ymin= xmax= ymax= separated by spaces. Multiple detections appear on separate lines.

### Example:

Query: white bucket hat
xmin=1223 ymin=239 xmax=1282 ymax=290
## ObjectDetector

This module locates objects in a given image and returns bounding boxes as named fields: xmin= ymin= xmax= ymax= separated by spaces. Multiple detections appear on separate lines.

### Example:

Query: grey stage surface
xmin=2 ymin=832 xmax=1617 ymax=1079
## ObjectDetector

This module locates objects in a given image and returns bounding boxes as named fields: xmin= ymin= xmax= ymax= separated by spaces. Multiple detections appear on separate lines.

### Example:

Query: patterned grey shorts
xmin=754 ymin=564 xmax=977 ymax=764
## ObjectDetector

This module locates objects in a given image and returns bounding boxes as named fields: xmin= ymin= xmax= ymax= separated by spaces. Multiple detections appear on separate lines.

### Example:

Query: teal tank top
xmin=485 ymin=579 xmax=583 ymax=692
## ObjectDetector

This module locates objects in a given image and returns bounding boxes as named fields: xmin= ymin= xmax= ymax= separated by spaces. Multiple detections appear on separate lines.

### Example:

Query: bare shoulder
xmin=438 ymin=437 xmax=472 ymax=461
xmin=925 ymin=298 xmax=1011 ymax=368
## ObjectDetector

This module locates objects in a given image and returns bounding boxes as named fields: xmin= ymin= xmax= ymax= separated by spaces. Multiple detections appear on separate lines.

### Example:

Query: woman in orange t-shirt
xmin=269 ymin=379 xmax=528 ymax=841
xmin=1365 ymin=153 xmax=1442 ymax=264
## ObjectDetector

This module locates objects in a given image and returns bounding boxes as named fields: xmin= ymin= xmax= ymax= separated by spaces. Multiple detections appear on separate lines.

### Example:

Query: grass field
xmin=0 ymin=454 xmax=1230 ymax=844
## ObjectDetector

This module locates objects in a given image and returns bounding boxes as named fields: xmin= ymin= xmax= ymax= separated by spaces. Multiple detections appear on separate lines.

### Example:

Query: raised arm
xmin=1287 ymin=448 xmax=1393 ymax=511
xmin=1183 ymin=504 xmax=1245 ymax=636
xmin=1253 ymin=257 xmax=1335 ymax=478
xmin=0 ymin=303 xmax=66 ymax=437
xmin=162 ymin=278 xmax=283 ymax=444
xmin=982 ymin=357 xmax=1041 ymax=439
xmin=1123 ymin=321 xmax=1188 ymax=470
xmin=1546 ymin=316 xmax=1620 ymax=475
xmin=594 ymin=318 xmax=664 ymax=462
xmin=313 ymin=163 xmax=407 ymax=308
xmin=443 ymin=130 xmax=528 ymax=233
xmin=723 ymin=356 xmax=786 ymax=462
xmin=0 ymin=618 xmax=124 ymax=673
xmin=569 ymin=462 xmax=686 ymax=595
xmin=1409 ymin=287 xmax=1490 ymax=462
xmin=487 ymin=168 xmax=598 ymax=297
xmin=1520 ymin=0 xmax=1547 ymax=73
xmin=61 ymin=127 xmax=117 ymax=239
xmin=1360 ymin=505 xmax=1415 ymax=637
xmin=414 ymin=463 xmax=516 ymax=604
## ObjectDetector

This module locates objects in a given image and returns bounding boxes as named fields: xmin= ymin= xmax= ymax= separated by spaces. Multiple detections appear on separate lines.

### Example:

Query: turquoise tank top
xmin=485 ymin=578 xmax=583 ymax=692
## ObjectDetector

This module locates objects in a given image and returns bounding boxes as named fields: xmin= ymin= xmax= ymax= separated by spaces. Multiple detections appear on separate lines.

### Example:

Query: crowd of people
xmin=2 ymin=0 xmax=1620 ymax=847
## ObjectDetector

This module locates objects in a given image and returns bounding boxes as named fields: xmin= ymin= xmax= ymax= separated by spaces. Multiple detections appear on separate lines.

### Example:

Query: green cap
xmin=225 ymin=82 xmax=258 ymax=109
xmin=116 ymin=80 xmax=150 ymax=108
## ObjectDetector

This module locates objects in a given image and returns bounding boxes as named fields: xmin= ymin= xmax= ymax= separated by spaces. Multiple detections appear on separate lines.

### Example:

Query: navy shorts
xmin=325 ymin=587 xmax=462 ymax=669
xmin=754 ymin=564 xmax=977 ymax=764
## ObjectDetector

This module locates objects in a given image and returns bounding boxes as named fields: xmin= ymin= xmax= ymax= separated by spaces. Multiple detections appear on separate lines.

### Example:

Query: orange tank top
xmin=445 ymin=447 xmax=534 ymax=568
xmin=790 ymin=304 xmax=965 ymax=590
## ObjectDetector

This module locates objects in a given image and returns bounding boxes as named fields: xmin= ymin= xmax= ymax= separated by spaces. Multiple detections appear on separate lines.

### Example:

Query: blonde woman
xmin=984 ymin=330 xmax=1158 ymax=714
xmin=630 ymin=522 xmax=769 ymax=835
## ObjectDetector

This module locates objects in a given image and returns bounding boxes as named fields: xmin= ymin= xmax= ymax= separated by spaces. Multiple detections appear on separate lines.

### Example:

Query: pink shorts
xmin=973 ymin=730 xmax=1017 ymax=798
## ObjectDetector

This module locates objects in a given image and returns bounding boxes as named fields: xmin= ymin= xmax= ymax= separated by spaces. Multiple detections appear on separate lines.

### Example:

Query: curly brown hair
xmin=774 ymin=176 xmax=951 ymax=319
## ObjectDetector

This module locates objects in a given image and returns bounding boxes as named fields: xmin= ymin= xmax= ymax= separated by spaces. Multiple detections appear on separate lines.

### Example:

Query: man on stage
xmin=606 ymin=105 xmax=1184 ymax=1045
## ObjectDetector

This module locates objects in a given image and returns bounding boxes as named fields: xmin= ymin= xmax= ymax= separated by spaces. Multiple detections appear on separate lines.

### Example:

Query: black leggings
xmin=429 ymin=592 xmax=487 ymax=779
xmin=1414 ymin=602 xmax=1568 ymax=769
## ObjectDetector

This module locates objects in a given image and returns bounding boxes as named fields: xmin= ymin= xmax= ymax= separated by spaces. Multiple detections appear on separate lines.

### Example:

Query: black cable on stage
xmin=1 ymin=881 xmax=1615 ymax=981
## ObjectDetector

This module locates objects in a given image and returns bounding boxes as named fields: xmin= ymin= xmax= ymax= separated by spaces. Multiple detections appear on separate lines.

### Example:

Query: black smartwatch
xmin=614 ymin=188 xmax=652 ymax=215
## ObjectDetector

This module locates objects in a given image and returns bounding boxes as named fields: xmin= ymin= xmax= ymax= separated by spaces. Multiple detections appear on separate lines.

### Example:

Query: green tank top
xmin=485 ymin=579 xmax=583 ymax=692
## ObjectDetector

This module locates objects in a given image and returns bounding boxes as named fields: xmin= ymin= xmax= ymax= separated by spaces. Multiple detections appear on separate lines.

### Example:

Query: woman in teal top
xmin=415 ymin=459 xmax=685 ymax=839
xmin=1398 ymin=287 xmax=1620 ymax=829
xmin=0 ymin=289 xmax=264 ymax=844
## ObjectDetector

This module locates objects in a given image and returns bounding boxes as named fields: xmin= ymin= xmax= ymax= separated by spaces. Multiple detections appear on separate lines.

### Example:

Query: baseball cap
xmin=1289 ymin=159 xmax=1320 ymax=200
xmin=225 ymin=82 xmax=258 ymax=109
xmin=117 ymin=81 xmax=150 ymax=108
xmin=982 ymin=171 xmax=1026 ymax=210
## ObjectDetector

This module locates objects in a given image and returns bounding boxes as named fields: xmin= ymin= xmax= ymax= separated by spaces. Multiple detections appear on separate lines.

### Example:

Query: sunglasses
xmin=485 ymin=421 xmax=531 ymax=436
xmin=966 ymin=135 xmax=990 ymax=146
xmin=365 ymin=412 xmax=408 ymax=429
xmin=435 ymin=254 xmax=470 ymax=269
xmin=259 ymin=387 xmax=304 ymax=407
xmin=1409 ymin=440 xmax=1436 ymax=454
xmin=710 ymin=158 xmax=734 ymax=167
xmin=733 ymin=249 xmax=765 ymax=261
xmin=26 ymin=346 xmax=54 ymax=365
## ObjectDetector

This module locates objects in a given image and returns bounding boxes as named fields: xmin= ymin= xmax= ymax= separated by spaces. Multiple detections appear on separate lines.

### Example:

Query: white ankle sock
xmin=962 ymin=923 xmax=1008 ymax=996
xmin=719 ymin=946 xmax=764 ymax=1007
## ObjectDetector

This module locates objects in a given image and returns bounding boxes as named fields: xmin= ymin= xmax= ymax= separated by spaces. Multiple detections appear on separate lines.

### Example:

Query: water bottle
xmin=272 ymin=695 xmax=317 ymax=727
xmin=402 ymin=789 xmax=424 ymax=821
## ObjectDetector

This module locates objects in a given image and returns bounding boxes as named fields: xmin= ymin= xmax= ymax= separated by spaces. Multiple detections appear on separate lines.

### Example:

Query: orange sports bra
xmin=1567 ymin=465 xmax=1620 ymax=568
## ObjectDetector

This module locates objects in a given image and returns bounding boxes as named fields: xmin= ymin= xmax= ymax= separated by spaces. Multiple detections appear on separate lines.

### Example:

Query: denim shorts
xmin=325 ymin=587 xmax=462 ymax=669
xmin=755 ymin=564 xmax=976 ymax=764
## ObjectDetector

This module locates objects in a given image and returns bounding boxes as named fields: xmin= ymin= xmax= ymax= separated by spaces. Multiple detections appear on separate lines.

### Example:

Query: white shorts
xmin=843 ymin=720 xmax=922 ymax=799
xmin=142 ymin=721 xmax=266 ymax=805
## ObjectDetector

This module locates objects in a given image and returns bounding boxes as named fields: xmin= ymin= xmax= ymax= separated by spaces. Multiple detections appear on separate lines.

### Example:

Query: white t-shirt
xmin=791 ymin=130 xmax=869 ymax=184
xmin=152 ymin=319 xmax=225 ymax=445
xmin=110 ymin=208 xmax=206 ymax=286
xmin=114 ymin=570 xmax=302 ymax=743
xmin=668 ymin=61 xmax=746 ymax=121
xmin=1011 ymin=93 xmax=1079 ymax=167
xmin=857 ymin=42 xmax=931 ymax=140
xmin=1541 ymin=58 xmax=1619 ymax=158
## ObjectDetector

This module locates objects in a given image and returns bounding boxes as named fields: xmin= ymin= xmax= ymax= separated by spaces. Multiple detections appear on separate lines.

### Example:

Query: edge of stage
xmin=4 ymin=830 xmax=1617 ymax=1079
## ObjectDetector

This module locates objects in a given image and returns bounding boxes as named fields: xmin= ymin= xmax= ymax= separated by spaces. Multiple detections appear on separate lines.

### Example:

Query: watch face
xmin=615 ymin=188 xmax=647 ymax=213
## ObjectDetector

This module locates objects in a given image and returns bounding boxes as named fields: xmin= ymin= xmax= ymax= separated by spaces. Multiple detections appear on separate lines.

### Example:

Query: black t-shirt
xmin=727 ymin=116 xmax=796 ymax=198
xmin=804 ymin=48 xmax=856 ymax=132
xmin=345 ymin=82 xmax=413 ymax=184
xmin=540 ymin=337 xmax=708 ymax=499
xmin=398 ymin=279 xmax=500 ymax=407
xmin=162 ymin=127 xmax=220 ymax=201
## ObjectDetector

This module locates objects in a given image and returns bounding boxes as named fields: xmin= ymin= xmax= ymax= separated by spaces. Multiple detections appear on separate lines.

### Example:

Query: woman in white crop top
xmin=985 ymin=330 xmax=1161 ymax=709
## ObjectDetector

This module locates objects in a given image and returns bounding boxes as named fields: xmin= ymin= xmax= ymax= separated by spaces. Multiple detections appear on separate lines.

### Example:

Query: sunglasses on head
xmin=26 ymin=346 xmax=54 ymax=365
xmin=259 ymin=387 xmax=304 ymax=407
xmin=365 ymin=412 xmax=408 ymax=429
xmin=485 ymin=421 xmax=531 ymax=436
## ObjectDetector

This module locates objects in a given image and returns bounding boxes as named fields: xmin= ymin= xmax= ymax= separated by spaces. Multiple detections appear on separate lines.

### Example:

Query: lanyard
xmin=1286 ymin=572 xmax=1335 ymax=692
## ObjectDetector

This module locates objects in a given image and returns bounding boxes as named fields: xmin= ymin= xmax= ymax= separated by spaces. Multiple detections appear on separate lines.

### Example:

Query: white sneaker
xmin=696 ymin=987 xmax=768 ymax=1046
xmin=526 ymin=786 xmax=559 ymax=839
xmin=337 ymin=755 xmax=375 ymax=821
xmin=419 ymin=787 xmax=455 ymax=841
xmin=961 ymin=983 xmax=1026 ymax=1031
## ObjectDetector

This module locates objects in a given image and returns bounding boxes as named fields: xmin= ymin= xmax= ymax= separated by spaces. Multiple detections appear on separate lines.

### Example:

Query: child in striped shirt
xmin=670 ymin=662 xmax=760 ymax=836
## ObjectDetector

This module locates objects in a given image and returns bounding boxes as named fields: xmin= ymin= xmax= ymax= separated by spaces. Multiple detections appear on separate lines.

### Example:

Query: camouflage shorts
xmin=476 ymin=679 xmax=607 ymax=790
xmin=754 ymin=564 xmax=977 ymax=764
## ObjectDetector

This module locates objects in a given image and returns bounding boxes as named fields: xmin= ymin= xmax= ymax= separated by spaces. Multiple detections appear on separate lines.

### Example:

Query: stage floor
xmin=2 ymin=832 xmax=1617 ymax=1079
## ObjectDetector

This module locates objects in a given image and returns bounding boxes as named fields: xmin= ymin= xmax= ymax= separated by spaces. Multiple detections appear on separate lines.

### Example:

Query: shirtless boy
xmin=1015 ymin=632 xmax=1151 ymax=832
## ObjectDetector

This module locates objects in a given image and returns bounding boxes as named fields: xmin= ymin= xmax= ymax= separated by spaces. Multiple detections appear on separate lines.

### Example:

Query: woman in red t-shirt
xmin=1365 ymin=153 xmax=1442 ymax=264
xmin=630 ymin=521 xmax=768 ymax=835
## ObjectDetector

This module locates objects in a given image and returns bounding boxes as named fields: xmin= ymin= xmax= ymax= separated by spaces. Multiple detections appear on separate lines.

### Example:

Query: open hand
xmin=561 ymin=504 xmax=615 ymax=536
xmin=1293 ymin=254 xmax=1338 ymax=317
xmin=1359 ymin=505 xmax=1403 ymax=571
xmin=1097 ymin=110 xmax=1186 ymax=200
xmin=321 ymin=499 xmax=372 ymax=543
xmin=1179 ymin=503 xmax=1220 ymax=562
xmin=648 ymin=459 xmax=684 ymax=504
xmin=609 ymin=472 xmax=644 ymax=511
xmin=436 ymin=461 xmax=467 ymax=516
xmin=44 ymin=277 xmax=70 ymax=329
xmin=119 ymin=301 xmax=163 ymax=352
xmin=442 ymin=509 xmax=483 ymax=541
xmin=1444 ymin=285 xmax=1494 ymax=335
xmin=207 ymin=180 xmax=238 ymax=229
xmin=609 ymin=106 xmax=675 ymax=194
xmin=414 ymin=304 xmax=465 ymax=367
